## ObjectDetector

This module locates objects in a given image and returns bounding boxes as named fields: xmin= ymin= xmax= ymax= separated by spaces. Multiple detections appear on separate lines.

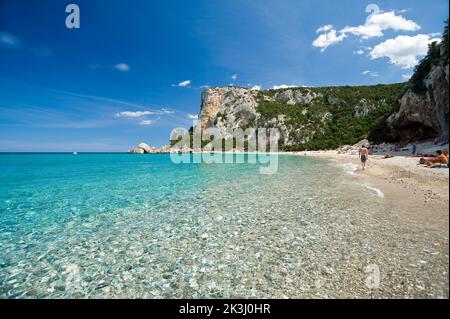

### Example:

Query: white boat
xmin=73 ymin=152 xmax=78 ymax=155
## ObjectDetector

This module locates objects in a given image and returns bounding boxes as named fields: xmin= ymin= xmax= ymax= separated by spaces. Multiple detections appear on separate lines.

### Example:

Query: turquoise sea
xmin=0 ymin=153 xmax=387 ymax=298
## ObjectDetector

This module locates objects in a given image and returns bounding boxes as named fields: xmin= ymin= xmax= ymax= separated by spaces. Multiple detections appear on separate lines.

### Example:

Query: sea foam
xmin=341 ymin=163 xmax=358 ymax=175
xmin=364 ymin=185 xmax=385 ymax=198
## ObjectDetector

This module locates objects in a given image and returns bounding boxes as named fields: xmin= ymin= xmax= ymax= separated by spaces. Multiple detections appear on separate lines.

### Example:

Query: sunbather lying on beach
xmin=419 ymin=150 xmax=449 ymax=167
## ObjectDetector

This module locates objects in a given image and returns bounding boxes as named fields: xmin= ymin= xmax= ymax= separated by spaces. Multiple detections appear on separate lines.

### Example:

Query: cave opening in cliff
xmin=399 ymin=122 xmax=439 ymax=142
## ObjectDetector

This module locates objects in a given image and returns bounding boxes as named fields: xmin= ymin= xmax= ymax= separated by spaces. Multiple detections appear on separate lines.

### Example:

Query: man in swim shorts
xmin=359 ymin=145 xmax=369 ymax=171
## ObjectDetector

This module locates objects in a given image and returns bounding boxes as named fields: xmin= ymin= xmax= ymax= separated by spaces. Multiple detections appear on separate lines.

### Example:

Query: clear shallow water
xmin=0 ymin=153 xmax=386 ymax=298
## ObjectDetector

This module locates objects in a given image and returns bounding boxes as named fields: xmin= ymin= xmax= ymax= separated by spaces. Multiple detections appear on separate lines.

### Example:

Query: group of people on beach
xmin=358 ymin=143 xmax=449 ymax=170
xmin=419 ymin=150 xmax=449 ymax=168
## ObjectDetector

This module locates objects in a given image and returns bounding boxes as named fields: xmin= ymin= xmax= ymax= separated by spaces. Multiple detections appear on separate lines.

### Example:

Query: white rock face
xmin=353 ymin=98 xmax=386 ymax=117
xmin=196 ymin=87 xmax=329 ymax=147
xmin=156 ymin=144 xmax=171 ymax=153
xmin=274 ymin=89 xmax=321 ymax=105
xmin=138 ymin=143 xmax=152 ymax=153
xmin=128 ymin=142 xmax=156 ymax=154
xmin=387 ymin=46 xmax=449 ymax=143
xmin=198 ymin=87 xmax=258 ymax=136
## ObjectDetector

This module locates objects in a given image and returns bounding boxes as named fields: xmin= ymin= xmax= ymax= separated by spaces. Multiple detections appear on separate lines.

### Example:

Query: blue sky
xmin=0 ymin=0 xmax=448 ymax=151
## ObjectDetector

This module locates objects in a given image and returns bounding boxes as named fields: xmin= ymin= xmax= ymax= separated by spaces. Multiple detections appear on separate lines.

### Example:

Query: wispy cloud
xmin=188 ymin=114 xmax=198 ymax=120
xmin=316 ymin=24 xmax=334 ymax=34
xmin=176 ymin=80 xmax=191 ymax=87
xmin=0 ymin=31 xmax=53 ymax=57
xmin=88 ymin=63 xmax=131 ymax=72
xmin=231 ymin=74 xmax=238 ymax=81
xmin=115 ymin=108 xmax=175 ymax=127
xmin=0 ymin=80 xmax=202 ymax=132
xmin=115 ymin=111 xmax=153 ymax=118
xmin=271 ymin=84 xmax=299 ymax=90
xmin=139 ymin=120 xmax=154 ymax=126
xmin=114 ymin=63 xmax=130 ymax=72
xmin=402 ymin=73 xmax=412 ymax=81
xmin=115 ymin=108 xmax=175 ymax=118
xmin=160 ymin=108 xmax=175 ymax=114
xmin=361 ymin=70 xmax=379 ymax=77
xmin=0 ymin=80 xmax=185 ymax=129
xmin=0 ymin=31 xmax=23 ymax=49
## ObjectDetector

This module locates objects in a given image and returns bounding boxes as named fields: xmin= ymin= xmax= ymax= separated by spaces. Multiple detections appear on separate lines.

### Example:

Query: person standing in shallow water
xmin=359 ymin=145 xmax=369 ymax=171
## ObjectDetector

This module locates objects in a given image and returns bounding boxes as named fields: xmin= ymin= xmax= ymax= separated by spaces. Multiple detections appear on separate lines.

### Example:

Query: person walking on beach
xmin=412 ymin=143 xmax=417 ymax=156
xmin=359 ymin=144 xmax=369 ymax=171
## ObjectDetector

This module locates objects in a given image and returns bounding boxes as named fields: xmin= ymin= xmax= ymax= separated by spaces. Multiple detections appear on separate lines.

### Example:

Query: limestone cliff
xmin=198 ymin=87 xmax=258 ymax=134
xmin=196 ymin=84 xmax=406 ymax=150
xmin=387 ymin=45 xmax=449 ymax=143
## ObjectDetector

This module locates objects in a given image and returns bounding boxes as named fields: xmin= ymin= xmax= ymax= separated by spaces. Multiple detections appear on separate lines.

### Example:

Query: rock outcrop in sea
xmin=128 ymin=143 xmax=155 ymax=154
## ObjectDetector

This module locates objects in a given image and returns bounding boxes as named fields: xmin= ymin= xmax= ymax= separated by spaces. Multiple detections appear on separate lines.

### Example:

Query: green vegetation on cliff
xmin=410 ymin=19 xmax=449 ymax=93
xmin=255 ymin=83 xmax=407 ymax=151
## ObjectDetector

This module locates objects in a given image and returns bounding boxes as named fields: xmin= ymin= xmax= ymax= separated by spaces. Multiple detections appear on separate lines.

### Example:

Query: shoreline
xmin=167 ymin=149 xmax=449 ymax=240
xmin=299 ymin=150 xmax=449 ymax=243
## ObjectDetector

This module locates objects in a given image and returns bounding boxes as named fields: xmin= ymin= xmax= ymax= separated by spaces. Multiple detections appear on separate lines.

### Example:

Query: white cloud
xmin=0 ymin=31 xmax=22 ymax=49
xmin=312 ymin=29 xmax=346 ymax=52
xmin=231 ymin=74 xmax=238 ymax=81
xmin=313 ymin=10 xmax=421 ymax=51
xmin=402 ymin=73 xmax=412 ymax=81
xmin=139 ymin=120 xmax=154 ymax=126
xmin=188 ymin=114 xmax=198 ymax=120
xmin=370 ymin=34 xmax=441 ymax=68
xmin=114 ymin=63 xmax=130 ymax=72
xmin=367 ymin=11 xmax=420 ymax=32
xmin=115 ymin=111 xmax=153 ymax=118
xmin=178 ymin=80 xmax=191 ymax=87
xmin=361 ymin=70 xmax=379 ymax=77
xmin=271 ymin=84 xmax=298 ymax=90
xmin=250 ymin=85 xmax=261 ymax=91
xmin=316 ymin=24 xmax=334 ymax=34
xmin=115 ymin=108 xmax=174 ymax=118
xmin=341 ymin=24 xmax=384 ymax=39
xmin=341 ymin=11 xmax=420 ymax=40
xmin=354 ymin=49 xmax=365 ymax=55
xmin=116 ymin=109 xmax=175 ymax=118
xmin=160 ymin=108 xmax=175 ymax=114
xmin=429 ymin=32 xmax=441 ymax=38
